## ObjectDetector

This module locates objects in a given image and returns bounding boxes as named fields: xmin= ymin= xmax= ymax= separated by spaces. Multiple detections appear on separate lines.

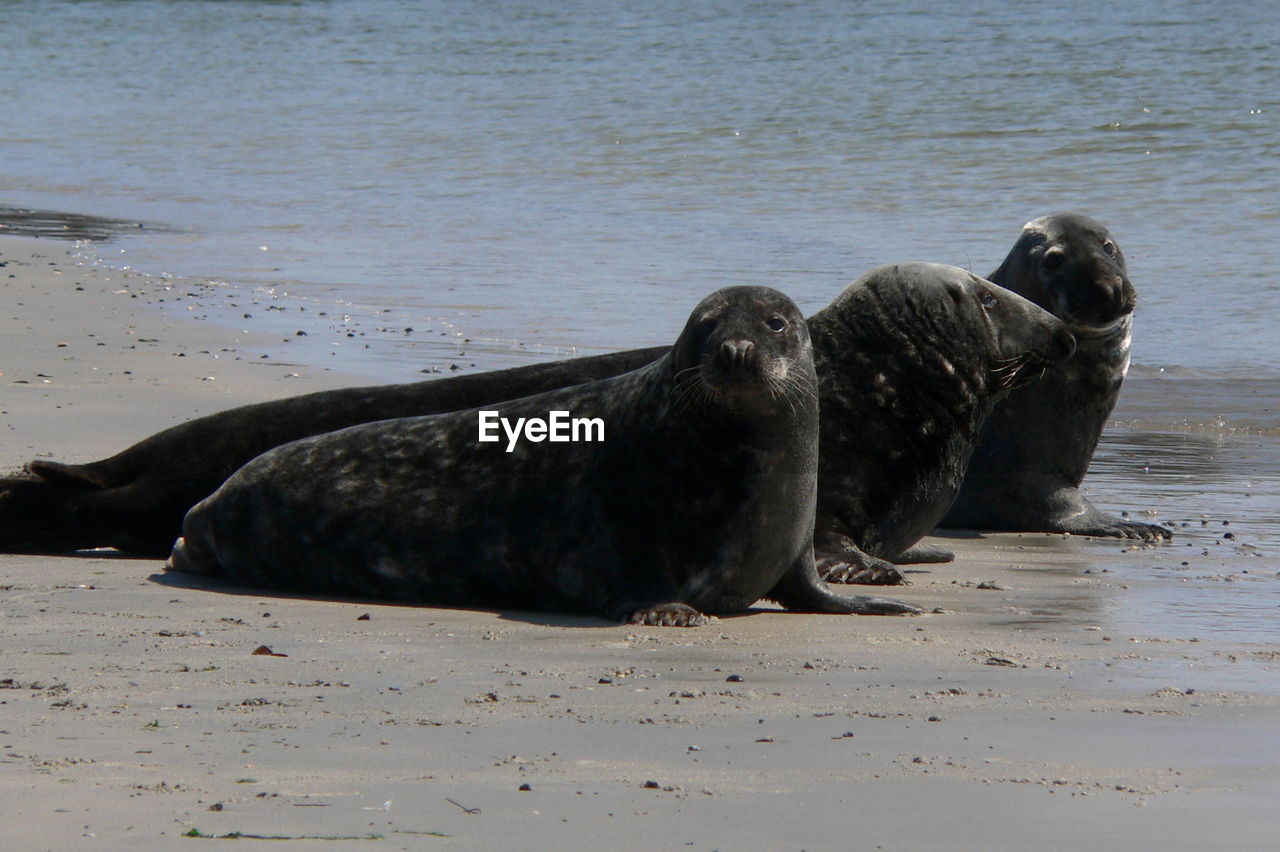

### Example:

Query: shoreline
xmin=3 ymin=236 xmax=1279 ymax=849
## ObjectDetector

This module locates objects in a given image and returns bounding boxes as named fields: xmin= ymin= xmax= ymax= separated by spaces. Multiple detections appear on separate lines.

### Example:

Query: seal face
xmin=939 ymin=213 xmax=1172 ymax=541
xmin=165 ymin=287 xmax=916 ymax=623
xmin=806 ymin=263 xmax=1076 ymax=583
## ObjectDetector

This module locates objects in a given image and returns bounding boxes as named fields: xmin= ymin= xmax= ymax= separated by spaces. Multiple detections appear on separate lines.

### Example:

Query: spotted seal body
xmin=166 ymin=287 xmax=915 ymax=623
xmin=940 ymin=213 xmax=1171 ymax=541
xmin=806 ymin=263 xmax=1077 ymax=584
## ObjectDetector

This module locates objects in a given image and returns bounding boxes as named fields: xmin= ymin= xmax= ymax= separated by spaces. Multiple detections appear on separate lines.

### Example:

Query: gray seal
xmin=166 ymin=286 xmax=917 ymax=623
xmin=806 ymin=262 xmax=1076 ymax=583
xmin=940 ymin=213 xmax=1172 ymax=541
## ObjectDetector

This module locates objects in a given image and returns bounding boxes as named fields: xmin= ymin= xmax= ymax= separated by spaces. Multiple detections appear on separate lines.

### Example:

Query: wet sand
xmin=3 ymin=237 xmax=1279 ymax=850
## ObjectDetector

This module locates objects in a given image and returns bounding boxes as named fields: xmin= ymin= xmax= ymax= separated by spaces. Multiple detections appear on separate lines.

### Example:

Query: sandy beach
xmin=3 ymin=237 xmax=1279 ymax=850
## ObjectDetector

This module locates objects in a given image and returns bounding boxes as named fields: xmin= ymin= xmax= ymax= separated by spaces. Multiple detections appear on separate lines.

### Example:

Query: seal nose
xmin=717 ymin=338 xmax=756 ymax=370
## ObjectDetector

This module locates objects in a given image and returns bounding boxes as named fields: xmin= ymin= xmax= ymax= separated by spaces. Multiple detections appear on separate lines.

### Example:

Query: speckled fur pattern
xmin=805 ymin=262 xmax=1077 ymax=584
xmin=166 ymin=287 xmax=917 ymax=623
xmin=940 ymin=213 xmax=1172 ymax=542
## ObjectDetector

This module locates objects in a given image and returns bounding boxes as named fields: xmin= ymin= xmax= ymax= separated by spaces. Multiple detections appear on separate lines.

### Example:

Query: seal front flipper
xmin=770 ymin=550 xmax=920 ymax=616
xmin=623 ymin=602 xmax=712 ymax=627
xmin=816 ymin=553 xmax=904 ymax=585
xmin=814 ymin=535 xmax=905 ymax=585
xmin=1046 ymin=496 xmax=1172 ymax=542
xmin=165 ymin=534 xmax=222 ymax=576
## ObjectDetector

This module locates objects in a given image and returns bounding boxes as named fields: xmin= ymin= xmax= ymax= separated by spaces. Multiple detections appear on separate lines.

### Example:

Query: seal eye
xmin=766 ymin=316 xmax=787 ymax=332
xmin=978 ymin=291 xmax=998 ymax=310
xmin=1102 ymin=240 xmax=1117 ymax=257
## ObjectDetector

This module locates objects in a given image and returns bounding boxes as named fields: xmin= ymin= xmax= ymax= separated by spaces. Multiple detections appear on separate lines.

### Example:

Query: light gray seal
xmin=940 ymin=213 xmax=1172 ymax=541
xmin=166 ymin=286 xmax=917 ymax=624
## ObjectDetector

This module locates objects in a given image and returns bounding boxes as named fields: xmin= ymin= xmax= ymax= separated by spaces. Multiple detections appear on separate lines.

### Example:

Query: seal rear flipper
xmin=26 ymin=459 xmax=114 ymax=490
xmin=0 ymin=476 xmax=106 ymax=553
xmin=892 ymin=544 xmax=955 ymax=565
xmin=769 ymin=549 xmax=921 ymax=615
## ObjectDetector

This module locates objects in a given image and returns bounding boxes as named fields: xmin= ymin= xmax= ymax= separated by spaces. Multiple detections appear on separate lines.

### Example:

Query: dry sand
xmin=3 ymin=237 xmax=1278 ymax=850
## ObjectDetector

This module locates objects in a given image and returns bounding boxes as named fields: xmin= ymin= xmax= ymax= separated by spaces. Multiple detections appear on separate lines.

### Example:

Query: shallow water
xmin=2 ymin=0 xmax=1278 ymax=382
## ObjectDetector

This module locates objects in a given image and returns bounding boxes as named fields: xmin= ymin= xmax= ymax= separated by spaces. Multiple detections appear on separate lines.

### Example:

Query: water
xmin=2 ymin=0 xmax=1278 ymax=379
xmin=2 ymin=1 xmax=1278 ymax=647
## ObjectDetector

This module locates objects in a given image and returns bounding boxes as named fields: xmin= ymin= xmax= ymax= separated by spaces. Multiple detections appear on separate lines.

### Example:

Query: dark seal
xmin=166 ymin=286 xmax=917 ymax=623
xmin=806 ymin=262 xmax=1076 ymax=584
xmin=940 ymin=213 xmax=1172 ymax=541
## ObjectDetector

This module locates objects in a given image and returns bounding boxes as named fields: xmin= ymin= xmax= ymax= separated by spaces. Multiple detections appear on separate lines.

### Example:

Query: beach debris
xmin=251 ymin=645 xmax=287 ymax=657
xmin=445 ymin=797 xmax=480 ymax=815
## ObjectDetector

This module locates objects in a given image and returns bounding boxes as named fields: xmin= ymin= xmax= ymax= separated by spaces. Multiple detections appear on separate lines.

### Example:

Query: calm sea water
xmin=2 ymin=0 xmax=1278 ymax=384
xmin=1 ymin=0 xmax=1277 ymax=649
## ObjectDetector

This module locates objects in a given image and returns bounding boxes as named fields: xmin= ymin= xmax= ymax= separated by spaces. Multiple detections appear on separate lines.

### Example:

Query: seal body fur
xmin=166 ymin=287 xmax=915 ymax=623
xmin=940 ymin=213 xmax=1171 ymax=541
xmin=806 ymin=263 xmax=1076 ymax=583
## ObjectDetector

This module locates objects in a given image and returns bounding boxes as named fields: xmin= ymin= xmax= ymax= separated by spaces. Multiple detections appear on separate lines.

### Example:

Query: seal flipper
xmin=623 ymin=602 xmax=711 ymax=627
xmin=26 ymin=459 xmax=114 ymax=490
xmin=1043 ymin=492 xmax=1172 ymax=542
xmin=814 ymin=532 xmax=907 ymax=585
xmin=165 ymin=534 xmax=221 ymax=576
xmin=0 ymin=475 xmax=105 ymax=553
xmin=769 ymin=549 xmax=920 ymax=616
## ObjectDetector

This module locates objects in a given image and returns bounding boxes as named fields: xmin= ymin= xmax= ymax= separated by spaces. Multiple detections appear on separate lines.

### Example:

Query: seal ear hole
xmin=766 ymin=316 xmax=787 ymax=332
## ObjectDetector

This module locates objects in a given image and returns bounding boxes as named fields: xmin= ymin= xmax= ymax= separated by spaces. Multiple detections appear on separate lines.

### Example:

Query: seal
xmin=165 ymin=286 xmax=917 ymax=623
xmin=806 ymin=262 xmax=1077 ymax=584
xmin=940 ymin=213 xmax=1172 ymax=541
